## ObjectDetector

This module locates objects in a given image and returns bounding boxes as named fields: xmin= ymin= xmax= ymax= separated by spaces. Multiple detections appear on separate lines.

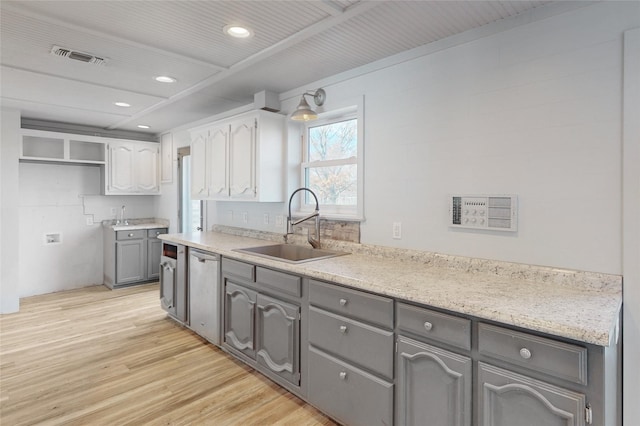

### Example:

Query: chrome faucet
xmin=286 ymin=188 xmax=320 ymax=249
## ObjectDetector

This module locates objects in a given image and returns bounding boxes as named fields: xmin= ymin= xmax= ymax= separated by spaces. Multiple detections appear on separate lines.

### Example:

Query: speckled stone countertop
xmin=159 ymin=229 xmax=622 ymax=347
xmin=102 ymin=218 xmax=169 ymax=231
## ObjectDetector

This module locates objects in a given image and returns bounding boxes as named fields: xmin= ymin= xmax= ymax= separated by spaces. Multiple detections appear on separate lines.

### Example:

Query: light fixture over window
xmin=223 ymin=24 xmax=253 ymax=38
xmin=290 ymin=89 xmax=326 ymax=121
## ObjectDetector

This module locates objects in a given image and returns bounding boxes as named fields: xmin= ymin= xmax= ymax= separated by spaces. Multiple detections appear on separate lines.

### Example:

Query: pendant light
xmin=290 ymin=89 xmax=326 ymax=121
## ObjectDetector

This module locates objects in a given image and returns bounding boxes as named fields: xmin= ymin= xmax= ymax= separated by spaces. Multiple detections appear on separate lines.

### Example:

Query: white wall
xmin=209 ymin=2 xmax=638 ymax=276
xmin=622 ymin=26 xmax=640 ymax=426
xmin=17 ymin=163 xmax=158 ymax=297
xmin=1 ymin=108 xmax=21 ymax=313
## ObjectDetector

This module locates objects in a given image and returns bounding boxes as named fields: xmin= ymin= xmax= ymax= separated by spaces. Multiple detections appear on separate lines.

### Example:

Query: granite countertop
xmin=102 ymin=218 xmax=170 ymax=231
xmin=159 ymin=230 xmax=622 ymax=347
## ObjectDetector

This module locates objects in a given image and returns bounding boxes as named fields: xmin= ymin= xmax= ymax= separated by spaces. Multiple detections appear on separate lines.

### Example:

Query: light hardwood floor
xmin=0 ymin=283 xmax=336 ymax=426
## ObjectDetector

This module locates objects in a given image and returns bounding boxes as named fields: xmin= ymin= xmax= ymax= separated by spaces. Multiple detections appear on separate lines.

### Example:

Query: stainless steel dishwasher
xmin=188 ymin=249 xmax=220 ymax=345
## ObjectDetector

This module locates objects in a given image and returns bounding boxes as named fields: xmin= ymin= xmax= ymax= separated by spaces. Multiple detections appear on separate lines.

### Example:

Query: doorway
xmin=177 ymin=147 xmax=204 ymax=233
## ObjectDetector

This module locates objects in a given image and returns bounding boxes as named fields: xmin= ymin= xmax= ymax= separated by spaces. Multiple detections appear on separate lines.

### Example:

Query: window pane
xmin=306 ymin=164 xmax=357 ymax=205
xmin=308 ymin=119 xmax=357 ymax=162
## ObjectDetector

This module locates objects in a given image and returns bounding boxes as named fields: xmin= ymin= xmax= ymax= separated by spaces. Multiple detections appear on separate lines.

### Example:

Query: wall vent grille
xmin=50 ymin=45 xmax=108 ymax=66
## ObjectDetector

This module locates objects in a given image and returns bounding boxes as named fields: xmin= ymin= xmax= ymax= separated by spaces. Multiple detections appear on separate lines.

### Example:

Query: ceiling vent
xmin=50 ymin=45 xmax=108 ymax=66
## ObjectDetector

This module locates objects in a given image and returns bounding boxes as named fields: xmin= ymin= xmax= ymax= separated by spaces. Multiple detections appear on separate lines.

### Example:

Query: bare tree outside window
xmin=306 ymin=118 xmax=357 ymax=206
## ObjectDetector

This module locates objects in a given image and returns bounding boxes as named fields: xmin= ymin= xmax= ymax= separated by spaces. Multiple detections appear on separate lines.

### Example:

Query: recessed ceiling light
xmin=223 ymin=24 xmax=253 ymax=38
xmin=154 ymin=75 xmax=177 ymax=83
xmin=114 ymin=102 xmax=131 ymax=107
xmin=137 ymin=125 xmax=150 ymax=129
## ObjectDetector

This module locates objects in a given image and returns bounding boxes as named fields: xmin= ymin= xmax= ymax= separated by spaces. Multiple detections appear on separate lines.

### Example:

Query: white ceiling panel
xmin=0 ymin=0 xmax=574 ymax=135
xmin=1 ymin=66 xmax=165 ymax=114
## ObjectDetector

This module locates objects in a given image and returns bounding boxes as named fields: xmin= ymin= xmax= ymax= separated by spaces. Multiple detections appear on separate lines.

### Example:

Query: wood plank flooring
xmin=0 ymin=283 xmax=336 ymax=425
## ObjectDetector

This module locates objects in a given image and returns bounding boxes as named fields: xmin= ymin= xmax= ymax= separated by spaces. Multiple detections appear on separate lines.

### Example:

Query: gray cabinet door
xmin=478 ymin=362 xmax=586 ymax=426
xmin=147 ymin=238 xmax=162 ymax=280
xmin=224 ymin=281 xmax=257 ymax=359
xmin=397 ymin=335 xmax=472 ymax=426
xmin=159 ymin=257 xmax=177 ymax=317
xmin=116 ymin=239 xmax=145 ymax=284
xmin=256 ymin=293 xmax=300 ymax=385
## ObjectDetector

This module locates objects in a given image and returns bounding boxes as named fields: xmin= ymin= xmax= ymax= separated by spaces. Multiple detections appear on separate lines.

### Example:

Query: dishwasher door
xmin=188 ymin=249 xmax=220 ymax=345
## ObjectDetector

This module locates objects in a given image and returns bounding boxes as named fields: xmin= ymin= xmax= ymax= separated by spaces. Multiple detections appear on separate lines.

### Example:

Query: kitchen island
xmin=159 ymin=227 xmax=622 ymax=426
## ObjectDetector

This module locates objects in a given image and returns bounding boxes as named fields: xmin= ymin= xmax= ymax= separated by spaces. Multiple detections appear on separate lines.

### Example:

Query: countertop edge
xmin=159 ymin=232 xmax=622 ymax=347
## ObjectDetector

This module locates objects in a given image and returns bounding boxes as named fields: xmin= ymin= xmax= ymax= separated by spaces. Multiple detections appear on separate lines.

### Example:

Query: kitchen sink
xmin=233 ymin=244 xmax=348 ymax=264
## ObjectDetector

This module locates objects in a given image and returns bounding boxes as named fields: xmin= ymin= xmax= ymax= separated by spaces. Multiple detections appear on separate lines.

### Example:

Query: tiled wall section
xmin=292 ymin=219 xmax=361 ymax=243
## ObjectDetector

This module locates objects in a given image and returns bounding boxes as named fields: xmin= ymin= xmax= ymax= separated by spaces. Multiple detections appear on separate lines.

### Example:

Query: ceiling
xmin=0 ymin=0 xmax=566 ymax=136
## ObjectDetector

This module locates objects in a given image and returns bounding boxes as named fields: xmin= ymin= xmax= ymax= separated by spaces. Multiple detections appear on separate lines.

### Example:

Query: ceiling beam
xmin=106 ymin=0 xmax=383 ymax=130
xmin=2 ymin=3 xmax=227 ymax=71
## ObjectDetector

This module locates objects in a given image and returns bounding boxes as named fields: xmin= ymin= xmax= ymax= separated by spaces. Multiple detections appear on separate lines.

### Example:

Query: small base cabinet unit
xmin=103 ymin=227 xmax=167 ymax=289
xmin=189 ymin=110 xmax=285 ymax=202
xmin=307 ymin=279 xmax=395 ymax=426
xmin=221 ymin=258 xmax=305 ymax=395
xmin=395 ymin=302 xmax=473 ymax=426
xmin=476 ymin=322 xmax=620 ymax=426
xmin=159 ymin=242 xmax=188 ymax=323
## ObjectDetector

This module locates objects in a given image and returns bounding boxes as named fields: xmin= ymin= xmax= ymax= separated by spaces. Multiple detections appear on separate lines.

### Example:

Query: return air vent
xmin=50 ymin=45 xmax=108 ymax=66
xmin=449 ymin=195 xmax=518 ymax=232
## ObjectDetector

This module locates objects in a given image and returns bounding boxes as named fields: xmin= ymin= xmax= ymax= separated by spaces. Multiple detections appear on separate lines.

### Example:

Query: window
xmin=300 ymin=102 xmax=363 ymax=219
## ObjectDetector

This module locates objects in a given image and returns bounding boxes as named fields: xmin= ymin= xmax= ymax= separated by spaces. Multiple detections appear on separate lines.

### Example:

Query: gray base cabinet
xmin=159 ymin=243 xmax=187 ymax=323
xmin=396 ymin=335 xmax=472 ymax=426
xmin=104 ymin=227 xmax=167 ymax=288
xmin=116 ymin=239 xmax=145 ymax=284
xmin=210 ymin=257 xmax=618 ymax=426
xmin=307 ymin=279 xmax=394 ymax=426
xmin=224 ymin=281 xmax=257 ymax=359
xmin=478 ymin=362 xmax=586 ymax=426
xmin=256 ymin=293 xmax=300 ymax=386
xmin=308 ymin=346 xmax=394 ymax=426
xmin=221 ymin=258 xmax=305 ymax=395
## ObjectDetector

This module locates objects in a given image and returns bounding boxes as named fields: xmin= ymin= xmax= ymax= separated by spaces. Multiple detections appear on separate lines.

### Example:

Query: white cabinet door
xmin=108 ymin=143 xmax=135 ymax=192
xmin=229 ymin=117 xmax=256 ymax=200
xmin=209 ymin=125 xmax=230 ymax=199
xmin=136 ymin=143 xmax=159 ymax=193
xmin=190 ymin=130 xmax=209 ymax=199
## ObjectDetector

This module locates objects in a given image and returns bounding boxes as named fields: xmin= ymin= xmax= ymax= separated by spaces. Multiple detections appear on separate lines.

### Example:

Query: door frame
xmin=177 ymin=146 xmax=205 ymax=233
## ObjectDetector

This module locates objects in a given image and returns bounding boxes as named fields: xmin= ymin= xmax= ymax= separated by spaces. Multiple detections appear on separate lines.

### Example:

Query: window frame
xmin=298 ymin=97 xmax=364 ymax=220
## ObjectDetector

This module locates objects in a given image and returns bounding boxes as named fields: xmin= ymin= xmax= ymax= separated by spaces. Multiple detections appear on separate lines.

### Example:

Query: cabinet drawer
xmin=116 ymin=230 xmax=145 ymax=240
xmin=222 ymin=257 xmax=255 ymax=282
xmin=309 ymin=279 xmax=394 ymax=329
xmin=308 ymin=347 xmax=393 ymax=426
xmin=256 ymin=267 xmax=301 ymax=298
xmin=308 ymin=306 xmax=394 ymax=379
xmin=147 ymin=228 xmax=167 ymax=238
xmin=397 ymin=302 xmax=471 ymax=351
xmin=478 ymin=323 xmax=588 ymax=385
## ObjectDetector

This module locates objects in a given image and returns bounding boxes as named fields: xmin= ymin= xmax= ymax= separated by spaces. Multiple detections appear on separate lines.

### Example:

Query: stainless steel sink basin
xmin=234 ymin=244 xmax=348 ymax=264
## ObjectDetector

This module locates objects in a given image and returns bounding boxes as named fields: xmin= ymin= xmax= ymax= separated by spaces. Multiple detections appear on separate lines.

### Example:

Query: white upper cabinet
xmin=190 ymin=110 xmax=284 ymax=202
xmin=20 ymin=129 xmax=106 ymax=165
xmin=106 ymin=140 xmax=160 ymax=195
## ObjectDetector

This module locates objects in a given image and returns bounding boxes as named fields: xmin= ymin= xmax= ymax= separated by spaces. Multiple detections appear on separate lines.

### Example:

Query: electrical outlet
xmin=227 ymin=210 xmax=233 ymax=222
xmin=263 ymin=213 xmax=269 ymax=225
xmin=86 ymin=216 xmax=94 ymax=226
xmin=393 ymin=222 xmax=402 ymax=239
xmin=110 ymin=207 xmax=117 ymax=216
xmin=275 ymin=215 xmax=284 ymax=228
xmin=242 ymin=212 xmax=248 ymax=223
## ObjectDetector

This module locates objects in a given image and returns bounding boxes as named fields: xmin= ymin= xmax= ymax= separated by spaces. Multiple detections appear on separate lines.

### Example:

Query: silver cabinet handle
xmin=128 ymin=233 xmax=134 ymax=237
xmin=519 ymin=348 xmax=532 ymax=359
xmin=339 ymin=298 xmax=348 ymax=306
xmin=339 ymin=325 xmax=348 ymax=334
xmin=339 ymin=371 xmax=347 ymax=380
xmin=424 ymin=321 xmax=433 ymax=332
